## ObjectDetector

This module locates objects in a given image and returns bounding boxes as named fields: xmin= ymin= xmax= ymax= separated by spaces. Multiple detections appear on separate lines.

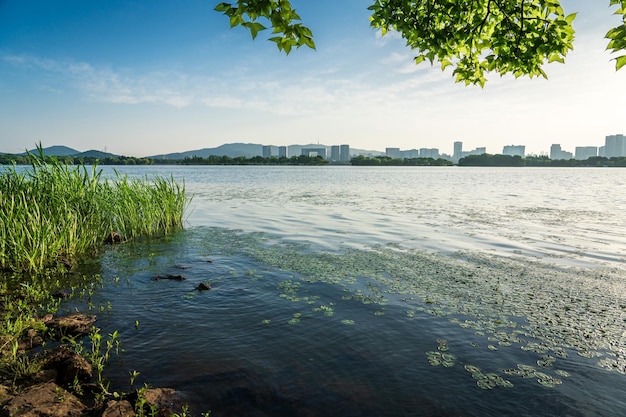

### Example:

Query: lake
xmin=73 ymin=165 xmax=626 ymax=416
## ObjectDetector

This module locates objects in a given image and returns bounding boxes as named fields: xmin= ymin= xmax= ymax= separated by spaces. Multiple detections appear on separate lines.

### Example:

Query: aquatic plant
xmin=196 ymin=227 xmax=626 ymax=383
xmin=0 ymin=148 xmax=187 ymax=273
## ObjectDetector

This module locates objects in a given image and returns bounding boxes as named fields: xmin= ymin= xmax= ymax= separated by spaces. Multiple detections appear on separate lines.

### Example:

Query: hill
xmin=149 ymin=143 xmax=384 ymax=160
xmin=149 ymin=143 xmax=263 ymax=160
xmin=22 ymin=145 xmax=80 ymax=157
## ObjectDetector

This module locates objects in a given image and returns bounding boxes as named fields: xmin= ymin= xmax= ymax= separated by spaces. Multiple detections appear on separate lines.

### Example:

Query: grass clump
xmin=0 ymin=147 xmax=187 ymax=273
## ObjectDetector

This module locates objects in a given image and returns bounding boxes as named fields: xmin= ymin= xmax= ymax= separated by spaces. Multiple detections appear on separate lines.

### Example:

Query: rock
xmin=135 ymin=388 xmax=181 ymax=417
xmin=102 ymin=399 xmax=136 ymax=417
xmin=151 ymin=274 xmax=186 ymax=281
xmin=104 ymin=232 xmax=123 ymax=244
xmin=37 ymin=346 xmax=93 ymax=385
xmin=17 ymin=328 xmax=44 ymax=352
xmin=3 ymin=382 xmax=86 ymax=417
xmin=56 ymin=257 xmax=73 ymax=269
xmin=52 ymin=290 xmax=72 ymax=299
xmin=47 ymin=313 xmax=97 ymax=337
xmin=197 ymin=282 xmax=211 ymax=291
xmin=0 ymin=384 xmax=13 ymax=405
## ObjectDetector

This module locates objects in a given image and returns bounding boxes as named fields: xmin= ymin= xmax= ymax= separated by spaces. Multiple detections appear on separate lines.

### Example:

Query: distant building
xmin=401 ymin=149 xmax=419 ymax=159
xmin=419 ymin=148 xmax=440 ymax=159
xmin=262 ymin=146 xmax=272 ymax=158
xmin=453 ymin=141 xmax=463 ymax=163
xmin=502 ymin=145 xmax=525 ymax=157
xmin=340 ymin=144 xmax=350 ymax=162
xmin=604 ymin=134 xmax=626 ymax=158
xmin=302 ymin=147 xmax=327 ymax=159
xmin=550 ymin=144 xmax=573 ymax=160
xmin=278 ymin=146 xmax=287 ymax=158
xmin=385 ymin=148 xmax=401 ymax=158
xmin=574 ymin=146 xmax=598 ymax=160
xmin=330 ymin=145 xmax=340 ymax=161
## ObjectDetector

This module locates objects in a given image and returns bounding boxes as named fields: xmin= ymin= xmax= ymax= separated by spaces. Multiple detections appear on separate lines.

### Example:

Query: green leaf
xmin=248 ymin=22 xmax=267 ymax=39
xmin=615 ymin=55 xmax=626 ymax=70
xmin=214 ymin=3 xmax=231 ymax=12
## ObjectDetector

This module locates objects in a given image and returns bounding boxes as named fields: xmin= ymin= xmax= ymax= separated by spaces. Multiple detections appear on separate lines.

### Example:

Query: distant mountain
xmin=76 ymin=150 xmax=119 ymax=159
xmin=12 ymin=142 xmax=383 ymax=160
xmin=22 ymin=145 xmax=80 ymax=157
xmin=149 ymin=143 xmax=263 ymax=160
xmin=149 ymin=142 xmax=384 ymax=160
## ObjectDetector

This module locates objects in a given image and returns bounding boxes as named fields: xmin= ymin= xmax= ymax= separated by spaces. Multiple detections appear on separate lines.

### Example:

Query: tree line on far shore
xmin=0 ymin=154 xmax=328 ymax=166
xmin=2 ymin=152 xmax=626 ymax=167
xmin=458 ymin=154 xmax=626 ymax=167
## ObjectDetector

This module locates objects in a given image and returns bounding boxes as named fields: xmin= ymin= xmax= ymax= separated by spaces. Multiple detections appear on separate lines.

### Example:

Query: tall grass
xmin=0 ymin=150 xmax=187 ymax=273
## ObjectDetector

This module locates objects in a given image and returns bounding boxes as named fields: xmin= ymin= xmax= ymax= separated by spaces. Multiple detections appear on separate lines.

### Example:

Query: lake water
xmin=73 ymin=166 xmax=626 ymax=416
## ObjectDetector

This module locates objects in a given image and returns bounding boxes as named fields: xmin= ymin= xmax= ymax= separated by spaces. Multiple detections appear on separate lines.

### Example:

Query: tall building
xmin=302 ymin=147 xmax=326 ymax=159
xmin=419 ymin=148 xmax=440 ymax=159
xmin=502 ymin=145 xmax=525 ymax=157
xmin=385 ymin=148 xmax=401 ymax=158
xmin=550 ymin=144 xmax=573 ymax=160
xmin=330 ymin=145 xmax=340 ymax=161
xmin=453 ymin=141 xmax=463 ymax=163
xmin=604 ymin=134 xmax=626 ymax=158
xmin=574 ymin=146 xmax=597 ymax=160
xmin=262 ymin=145 xmax=272 ymax=158
xmin=340 ymin=145 xmax=350 ymax=162
xmin=278 ymin=146 xmax=287 ymax=158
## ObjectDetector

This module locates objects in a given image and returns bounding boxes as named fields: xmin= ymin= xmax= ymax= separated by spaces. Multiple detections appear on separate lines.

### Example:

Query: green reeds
xmin=0 ymin=149 xmax=187 ymax=273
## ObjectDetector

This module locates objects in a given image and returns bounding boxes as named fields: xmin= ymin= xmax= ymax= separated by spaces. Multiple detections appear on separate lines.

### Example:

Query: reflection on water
xmin=103 ymin=165 xmax=626 ymax=267
xmin=66 ymin=226 xmax=626 ymax=417
xmin=73 ymin=166 xmax=626 ymax=416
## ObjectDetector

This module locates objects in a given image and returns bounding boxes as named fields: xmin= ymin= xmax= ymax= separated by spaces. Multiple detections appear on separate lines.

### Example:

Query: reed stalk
xmin=0 ymin=148 xmax=187 ymax=274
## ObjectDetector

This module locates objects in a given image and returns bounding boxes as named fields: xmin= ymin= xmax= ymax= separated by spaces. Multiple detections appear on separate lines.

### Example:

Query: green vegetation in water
xmin=0 ymin=147 xmax=188 ymax=273
xmin=197 ymin=227 xmax=626 ymax=389
xmin=0 ymin=148 xmax=190 ymax=413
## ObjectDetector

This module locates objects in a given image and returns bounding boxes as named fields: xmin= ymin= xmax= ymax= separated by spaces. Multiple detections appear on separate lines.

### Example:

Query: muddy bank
xmin=0 ymin=312 xmax=185 ymax=417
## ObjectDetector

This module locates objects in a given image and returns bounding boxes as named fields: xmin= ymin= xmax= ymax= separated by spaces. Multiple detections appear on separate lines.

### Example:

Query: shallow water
xmin=71 ymin=166 xmax=626 ymax=416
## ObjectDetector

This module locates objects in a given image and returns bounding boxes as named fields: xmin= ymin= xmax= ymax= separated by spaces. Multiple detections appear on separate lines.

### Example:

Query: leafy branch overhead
xmin=214 ymin=0 xmax=626 ymax=86
xmin=214 ymin=1 xmax=315 ymax=54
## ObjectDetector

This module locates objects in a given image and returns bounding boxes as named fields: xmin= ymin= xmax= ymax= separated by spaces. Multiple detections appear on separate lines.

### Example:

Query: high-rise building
xmin=386 ymin=148 xmax=401 ymax=158
xmin=340 ymin=145 xmax=350 ymax=162
xmin=604 ymin=134 xmax=626 ymax=158
xmin=302 ymin=147 xmax=326 ymax=159
xmin=419 ymin=148 xmax=440 ymax=159
xmin=550 ymin=144 xmax=573 ymax=160
xmin=502 ymin=145 xmax=525 ymax=157
xmin=330 ymin=145 xmax=340 ymax=161
xmin=453 ymin=141 xmax=463 ymax=163
xmin=278 ymin=146 xmax=287 ymax=158
xmin=262 ymin=145 xmax=272 ymax=158
xmin=574 ymin=146 xmax=597 ymax=160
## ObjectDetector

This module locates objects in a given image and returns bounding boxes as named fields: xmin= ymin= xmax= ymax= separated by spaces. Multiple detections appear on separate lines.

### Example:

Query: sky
xmin=1 ymin=0 xmax=625 ymax=157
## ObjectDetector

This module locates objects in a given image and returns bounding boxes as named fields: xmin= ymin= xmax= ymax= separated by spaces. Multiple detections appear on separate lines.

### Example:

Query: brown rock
xmin=37 ymin=346 xmax=93 ymax=385
xmin=102 ymin=399 xmax=136 ymax=417
xmin=48 ymin=313 xmax=97 ymax=337
xmin=3 ymin=382 xmax=86 ymax=417
xmin=0 ymin=384 xmax=13 ymax=405
xmin=141 ymin=388 xmax=180 ymax=416
xmin=197 ymin=282 xmax=211 ymax=291
xmin=151 ymin=274 xmax=186 ymax=281
xmin=104 ymin=232 xmax=123 ymax=244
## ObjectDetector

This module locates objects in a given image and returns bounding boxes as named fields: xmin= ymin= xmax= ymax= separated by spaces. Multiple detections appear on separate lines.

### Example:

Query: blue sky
xmin=1 ymin=1 xmax=624 ymax=157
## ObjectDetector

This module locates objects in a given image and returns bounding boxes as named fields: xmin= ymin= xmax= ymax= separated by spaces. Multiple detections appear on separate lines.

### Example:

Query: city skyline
xmin=1 ymin=1 xmax=625 ymax=157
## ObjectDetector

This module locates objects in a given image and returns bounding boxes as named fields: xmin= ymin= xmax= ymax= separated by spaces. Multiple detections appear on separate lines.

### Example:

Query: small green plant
xmin=129 ymin=370 xmax=140 ymax=388
xmin=171 ymin=404 xmax=191 ymax=417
